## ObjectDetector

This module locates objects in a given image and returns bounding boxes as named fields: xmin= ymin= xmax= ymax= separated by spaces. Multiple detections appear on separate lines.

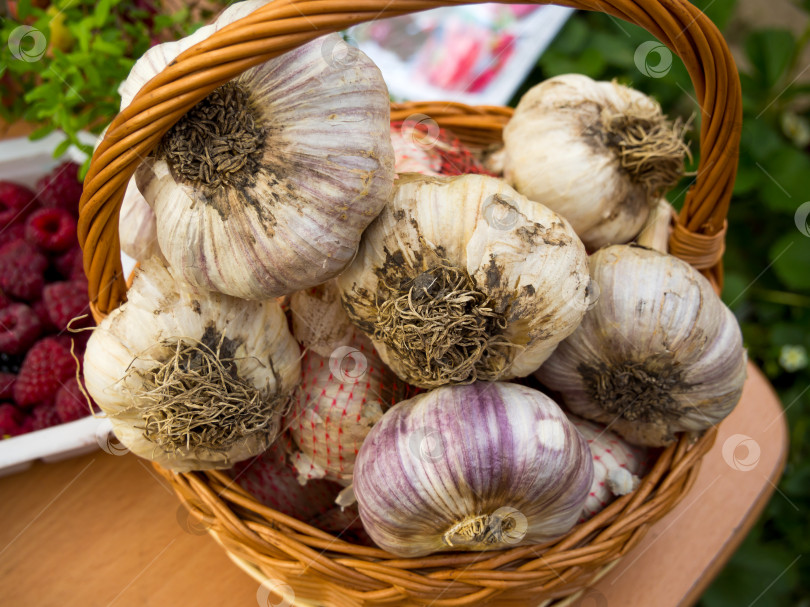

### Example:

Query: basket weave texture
xmin=79 ymin=0 xmax=741 ymax=604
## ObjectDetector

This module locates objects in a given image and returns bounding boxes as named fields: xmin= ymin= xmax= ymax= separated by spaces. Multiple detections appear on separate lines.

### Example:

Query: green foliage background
xmin=2 ymin=0 xmax=809 ymax=604
xmin=525 ymin=3 xmax=810 ymax=605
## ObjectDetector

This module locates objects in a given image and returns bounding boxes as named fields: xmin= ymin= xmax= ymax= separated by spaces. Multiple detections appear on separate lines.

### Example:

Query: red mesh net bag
xmin=390 ymin=119 xmax=491 ymax=176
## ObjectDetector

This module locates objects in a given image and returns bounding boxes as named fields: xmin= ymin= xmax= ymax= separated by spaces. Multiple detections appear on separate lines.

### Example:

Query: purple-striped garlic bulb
xmin=567 ymin=415 xmax=649 ymax=520
xmin=353 ymin=382 xmax=593 ymax=557
xmin=126 ymin=16 xmax=394 ymax=299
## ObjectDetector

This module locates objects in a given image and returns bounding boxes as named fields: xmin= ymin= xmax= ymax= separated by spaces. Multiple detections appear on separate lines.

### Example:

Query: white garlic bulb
xmin=390 ymin=124 xmax=442 ymax=176
xmin=353 ymin=382 xmax=593 ymax=557
xmin=119 ymin=178 xmax=160 ymax=261
xmin=567 ymin=415 xmax=648 ymax=520
xmin=287 ymin=282 xmax=409 ymax=484
xmin=289 ymin=281 xmax=354 ymax=358
xmin=337 ymin=173 xmax=590 ymax=388
xmin=503 ymin=74 xmax=690 ymax=249
xmin=84 ymin=258 xmax=301 ymax=472
xmin=125 ymin=17 xmax=394 ymax=299
xmin=287 ymin=326 xmax=408 ymax=485
xmin=536 ymin=245 xmax=747 ymax=447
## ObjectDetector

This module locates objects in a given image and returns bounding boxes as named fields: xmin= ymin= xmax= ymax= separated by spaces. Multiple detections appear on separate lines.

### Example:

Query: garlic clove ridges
xmin=337 ymin=173 xmax=590 ymax=388
xmin=353 ymin=382 xmax=593 ymax=557
xmin=536 ymin=244 xmax=747 ymax=447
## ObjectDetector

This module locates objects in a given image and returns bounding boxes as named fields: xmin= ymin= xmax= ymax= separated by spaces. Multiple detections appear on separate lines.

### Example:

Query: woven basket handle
xmin=79 ymin=0 xmax=741 ymax=316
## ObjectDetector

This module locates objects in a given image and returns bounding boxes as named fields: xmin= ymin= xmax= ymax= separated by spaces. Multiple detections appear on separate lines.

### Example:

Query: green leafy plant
xmin=531 ymin=3 xmax=810 ymax=605
xmin=0 ymin=0 xmax=228 ymax=174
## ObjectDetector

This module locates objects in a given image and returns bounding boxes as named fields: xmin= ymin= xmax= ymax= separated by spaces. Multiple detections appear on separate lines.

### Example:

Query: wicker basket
xmin=79 ymin=0 xmax=741 ymax=604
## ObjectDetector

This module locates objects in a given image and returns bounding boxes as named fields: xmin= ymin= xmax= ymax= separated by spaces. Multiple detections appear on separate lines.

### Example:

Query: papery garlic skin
xmin=503 ymin=74 xmax=689 ymax=250
xmin=289 ymin=281 xmax=354 ymax=358
xmin=353 ymin=382 xmax=593 ymax=557
xmin=119 ymin=178 xmax=160 ymax=261
xmin=337 ymin=174 xmax=590 ymax=388
xmin=84 ymin=258 xmax=301 ymax=472
xmin=287 ymin=326 xmax=408 ymax=485
xmin=567 ymin=415 xmax=648 ymax=520
xmin=537 ymin=245 xmax=747 ymax=447
xmin=288 ymin=284 xmax=408 ymax=484
xmin=127 ymin=25 xmax=394 ymax=299
xmin=390 ymin=124 xmax=442 ymax=175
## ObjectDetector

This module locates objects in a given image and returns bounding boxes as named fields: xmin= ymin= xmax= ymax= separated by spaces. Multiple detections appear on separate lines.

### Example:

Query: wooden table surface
xmin=0 ymin=362 xmax=788 ymax=607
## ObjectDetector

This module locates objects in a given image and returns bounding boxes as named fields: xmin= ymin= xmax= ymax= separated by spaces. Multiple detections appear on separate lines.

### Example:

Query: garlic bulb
xmin=337 ymin=173 xmax=590 ymax=388
xmin=289 ymin=281 xmax=354 ymax=358
xmin=84 ymin=258 xmax=301 ymax=471
xmin=119 ymin=178 xmax=160 ymax=261
xmin=230 ymin=442 xmax=345 ymax=522
xmin=390 ymin=124 xmax=442 ymax=176
xmin=536 ymin=245 xmax=747 ymax=447
xmin=353 ymin=382 xmax=593 ymax=557
xmin=503 ymin=74 xmax=690 ymax=249
xmin=567 ymin=415 xmax=649 ymax=520
xmin=287 ymin=323 xmax=409 ymax=485
xmin=126 ymin=22 xmax=394 ymax=299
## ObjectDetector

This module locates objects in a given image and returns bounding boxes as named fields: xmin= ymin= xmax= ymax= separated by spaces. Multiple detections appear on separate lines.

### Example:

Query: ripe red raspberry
xmin=0 ymin=239 xmax=47 ymax=301
xmin=0 ymin=223 xmax=26 ymax=249
xmin=25 ymin=208 xmax=77 ymax=252
xmin=55 ymin=376 xmax=96 ymax=423
xmin=13 ymin=337 xmax=76 ymax=407
xmin=0 ymin=289 xmax=11 ymax=310
xmin=0 ymin=373 xmax=15 ymax=399
xmin=0 ymin=303 xmax=42 ymax=354
xmin=36 ymin=162 xmax=83 ymax=216
xmin=0 ymin=403 xmax=24 ymax=437
xmin=0 ymin=181 xmax=36 ymax=228
xmin=42 ymin=281 xmax=91 ymax=330
xmin=31 ymin=299 xmax=56 ymax=332
xmin=30 ymin=401 xmax=60 ymax=430
xmin=55 ymin=246 xmax=85 ymax=281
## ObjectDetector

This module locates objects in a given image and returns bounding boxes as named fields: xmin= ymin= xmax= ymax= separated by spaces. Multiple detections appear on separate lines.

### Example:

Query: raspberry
xmin=0 ymin=290 xmax=11 ymax=310
xmin=31 ymin=299 xmax=56 ymax=332
xmin=25 ymin=208 xmax=77 ymax=252
xmin=0 ymin=303 xmax=42 ymax=354
xmin=0 ymin=372 xmax=14 ymax=399
xmin=0 ymin=239 xmax=47 ymax=301
xmin=30 ymin=401 xmax=60 ymax=430
xmin=36 ymin=162 xmax=83 ymax=216
xmin=42 ymin=281 xmax=91 ymax=330
xmin=0 ymin=403 xmax=24 ymax=437
xmin=55 ymin=376 xmax=96 ymax=422
xmin=0 ymin=181 xmax=36 ymax=228
xmin=0 ymin=223 xmax=26 ymax=249
xmin=13 ymin=337 xmax=76 ymax=407
xmin=55 ymin=246 xmax=85 ymax=280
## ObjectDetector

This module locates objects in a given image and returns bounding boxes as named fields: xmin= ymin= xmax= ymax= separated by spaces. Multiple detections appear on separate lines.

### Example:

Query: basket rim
xmin=80 ymin=0 xmax=739 ymax=603
xmin=79 ymin=0 xmax=741 ymax=316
